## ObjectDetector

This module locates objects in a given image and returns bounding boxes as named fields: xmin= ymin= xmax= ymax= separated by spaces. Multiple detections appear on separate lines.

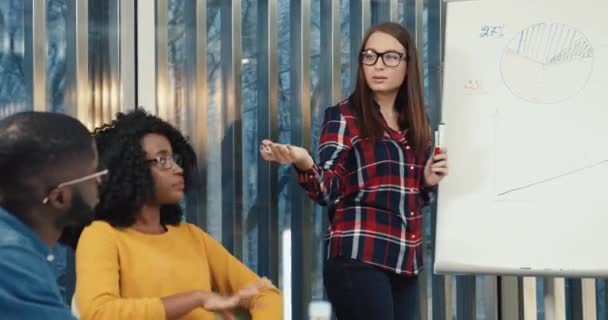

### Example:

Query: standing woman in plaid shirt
xmin=261 ymin=22 xmax=448 ymax=320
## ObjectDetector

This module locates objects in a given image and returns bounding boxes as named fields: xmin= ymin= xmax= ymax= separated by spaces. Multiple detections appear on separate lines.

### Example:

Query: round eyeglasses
xmin=360 ymin=50 xmax=407 ymax=67
xmin=145 ymin=154 xmax=183 ymax=170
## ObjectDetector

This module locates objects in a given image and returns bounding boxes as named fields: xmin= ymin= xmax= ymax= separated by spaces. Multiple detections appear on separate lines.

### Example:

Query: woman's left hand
xmin=237 ymin=277 xmax=274 ymax=309
xmin=423 ymin=149 xmax=449 ymax=187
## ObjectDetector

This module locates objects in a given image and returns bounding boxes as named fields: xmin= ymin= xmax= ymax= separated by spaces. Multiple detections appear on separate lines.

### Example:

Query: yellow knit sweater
xmin=75 ymin=221 xmax=282 ymax=320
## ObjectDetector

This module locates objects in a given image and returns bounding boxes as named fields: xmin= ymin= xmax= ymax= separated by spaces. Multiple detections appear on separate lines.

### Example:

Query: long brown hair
xmin=349 ymin=22 xmax=430 ymax=153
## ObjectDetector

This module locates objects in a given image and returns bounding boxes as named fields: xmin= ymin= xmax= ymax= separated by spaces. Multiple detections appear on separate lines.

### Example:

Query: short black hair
xmin=0 ymin=111 xmax=94 ymax=215
xmin=93 ymin=109 xmax=196 ymax=227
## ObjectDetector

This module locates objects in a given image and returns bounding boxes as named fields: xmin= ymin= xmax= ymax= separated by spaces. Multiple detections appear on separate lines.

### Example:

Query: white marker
xmin=435 ymin=122 xmax=446 ymax=155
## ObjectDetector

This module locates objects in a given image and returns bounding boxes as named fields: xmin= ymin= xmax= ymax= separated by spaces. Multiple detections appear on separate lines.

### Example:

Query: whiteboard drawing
xmin=436 ymin=0 xmax=608 ymax=277
xmin=496 ymin=158 xmax=608 ymax=197
xmin=500 ymin=22 xmax=594 ymax=104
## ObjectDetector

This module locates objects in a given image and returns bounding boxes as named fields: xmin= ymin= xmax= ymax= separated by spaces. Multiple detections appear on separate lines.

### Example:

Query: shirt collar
xmin=0 ymin=206 xmax=52 ymax=258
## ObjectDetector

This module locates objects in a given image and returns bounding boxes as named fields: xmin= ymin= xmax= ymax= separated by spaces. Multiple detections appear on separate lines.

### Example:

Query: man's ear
xmin=46 ymin=188 xmax=73 ymax=210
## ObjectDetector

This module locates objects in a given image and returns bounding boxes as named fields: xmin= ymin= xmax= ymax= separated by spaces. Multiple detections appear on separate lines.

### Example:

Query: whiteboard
xmin=435 ymin=0 xmax=608 ymax=277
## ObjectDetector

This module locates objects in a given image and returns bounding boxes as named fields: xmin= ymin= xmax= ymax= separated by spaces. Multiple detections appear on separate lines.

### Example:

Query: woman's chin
xmin=172 ymin=191 xmax=185 ymax=201
xmin=368 ymin=84 xmax=399 ymax=94
xmin=162 ymin=191 xmax=184 ymax=204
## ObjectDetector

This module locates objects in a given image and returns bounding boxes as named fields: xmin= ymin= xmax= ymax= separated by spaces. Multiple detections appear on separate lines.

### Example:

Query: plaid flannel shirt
xmin=297 ymin=100 xmax=432 ymax=275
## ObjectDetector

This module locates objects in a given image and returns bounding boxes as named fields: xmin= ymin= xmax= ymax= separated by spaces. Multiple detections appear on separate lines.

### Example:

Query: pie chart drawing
xmin=500 ymin=22 xmax=594 ymax=104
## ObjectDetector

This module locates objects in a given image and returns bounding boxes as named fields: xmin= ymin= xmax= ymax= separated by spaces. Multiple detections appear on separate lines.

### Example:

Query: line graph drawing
xmin=496 ymin=158 xmax=608 ymax=197
xmin=500 ymin=22 xmax=594 ymax=104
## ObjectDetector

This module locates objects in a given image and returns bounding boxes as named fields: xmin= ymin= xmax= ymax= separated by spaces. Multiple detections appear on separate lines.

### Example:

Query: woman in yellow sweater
xmin=75 ymin=110 xmax=282 ymax=320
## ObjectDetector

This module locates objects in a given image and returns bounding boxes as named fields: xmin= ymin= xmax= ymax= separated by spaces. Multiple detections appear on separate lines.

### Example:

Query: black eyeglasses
xmin=360 ymin=49 xmax=407 ymax=67
xmin=146 ymin=154 xmax=183 ymax=170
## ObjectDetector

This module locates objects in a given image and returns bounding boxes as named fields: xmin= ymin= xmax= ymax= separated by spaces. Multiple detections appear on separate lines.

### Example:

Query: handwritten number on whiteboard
xmin=480 ymin=25 xmax=504 ymax=38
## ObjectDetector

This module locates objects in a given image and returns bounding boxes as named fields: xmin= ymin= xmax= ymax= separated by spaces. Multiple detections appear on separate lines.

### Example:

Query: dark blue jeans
xmin=324 ymin=256 xmax=420 ymax=320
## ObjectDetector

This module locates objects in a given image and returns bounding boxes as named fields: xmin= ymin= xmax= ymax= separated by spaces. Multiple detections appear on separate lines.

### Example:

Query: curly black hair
xmin=92 ymin=109 xmax=197 ymax=228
